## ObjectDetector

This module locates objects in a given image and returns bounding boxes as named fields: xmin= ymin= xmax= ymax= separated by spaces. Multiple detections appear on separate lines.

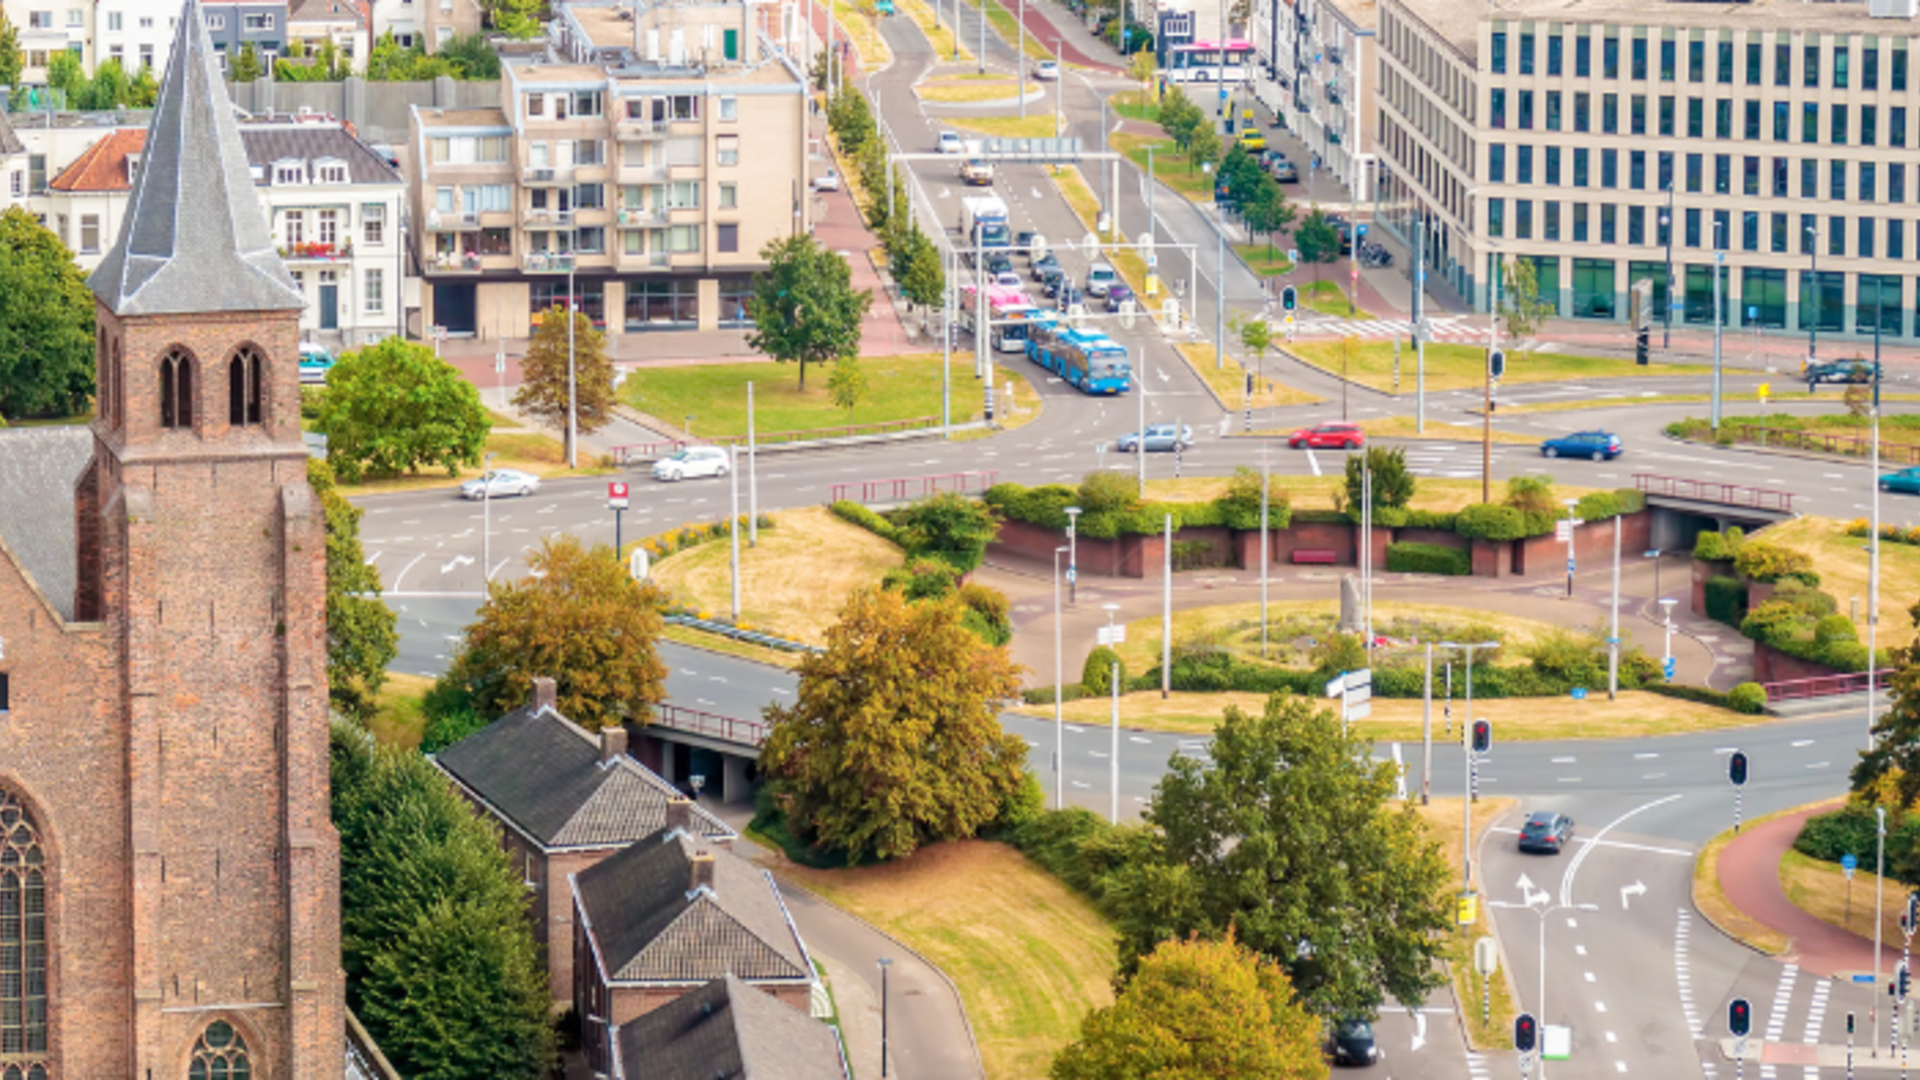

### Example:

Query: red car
xmin=1287 ymin=422 xmax=1365 ymax=450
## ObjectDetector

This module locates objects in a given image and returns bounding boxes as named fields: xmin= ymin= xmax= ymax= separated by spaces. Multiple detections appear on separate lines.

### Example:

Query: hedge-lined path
xmin=984 ymin=547 xmax=1752 ymax=694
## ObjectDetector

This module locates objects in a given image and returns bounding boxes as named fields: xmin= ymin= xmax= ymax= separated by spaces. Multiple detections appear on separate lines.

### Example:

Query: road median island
xmin=899 ymin=0 xmax=972 ymax=62
xmin=1283 ymin=339 xmax=1713 ymax=394
xmin=1174 ymin=343 xmax=1323 ymax=411
xmin=1420 ymin=796 xmax=1521 ymax=1050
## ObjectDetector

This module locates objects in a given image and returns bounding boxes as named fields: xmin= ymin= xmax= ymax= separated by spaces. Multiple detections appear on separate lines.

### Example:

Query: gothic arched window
xmin=187 ymin=1020 xmax=250 ymax=1080
xmin=159 ymin=348 xmax=195 ymax=430
xmin=111 ymin=340 xmax=124 ymax=430
xmin=227 ymin=347 xmax=265 ymax=427
xmin=0 ymin=790 xmax=49 ymax=1078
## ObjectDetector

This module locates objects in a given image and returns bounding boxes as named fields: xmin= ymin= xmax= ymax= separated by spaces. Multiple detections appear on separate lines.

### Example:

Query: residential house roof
xmin=88 ymin=0 xmax=305 ymax=317
xmin=50 ymin=128 xmax=147 ymax=193
xmin=573 ymin=828 xmax=811 ymax=986
xmin=0 ymin=428 xmax=94 ymax=622
xmin=287 ymin=0 xmax=368 ymax=27
xmin=434 ymin=703 xmax=735 ymax=848
xmin=612 ymin=974 xmax=849 ymax=1080
xmin=239 ymin=123 xmax=401 ymax=185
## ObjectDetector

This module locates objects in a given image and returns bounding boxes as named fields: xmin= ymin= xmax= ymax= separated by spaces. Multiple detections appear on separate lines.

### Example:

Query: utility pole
xmin=1482 ymin=250 xmax=1500 ymax=504
xmin=1161 ymin=513 xmax=1172 ymax=699
xmin=1608 ymin=515 xmax=1621 ymax=700
xmin=566 ymin=261 xmax=578 ymax=469
xmin=1413 ymin=207 xmax=1426 ymax=434
xmin=1712 ymin=222 xmax=1725 ymax=435
xmin=1421 ymin=642 xmax=1433 ymax=805
xmin=728 ymin=445 xmax=742 ymax=622
xmin=747 ymin=382 xmax=759 ymax=545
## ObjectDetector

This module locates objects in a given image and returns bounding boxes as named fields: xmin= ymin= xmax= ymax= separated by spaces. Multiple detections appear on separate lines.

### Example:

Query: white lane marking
xmin=1130 ymin=735 xmax=1153 ymax=744
xmin=1551 ymin=756 xmax=1577 ymax=763
xmin=1584 ymin=972 xmax=1597 ymax=982
xmin=1605 ymin=1032 xmax=1618 ymax=1043
xmin=1575 ymin=945 xmax=1588 ymax=956
xmin=1560 ymin=793 xmax=1685 ymax=907
xmin=1791 ymin=739 xmax=1815 ymax=747
xmin=1806 ymin=761 xmax=1830 ymax=769
xmin=1634 ymin=752 xmax=1659 ymax=760
xmin=1306 ymin=448 xmax=1322 ymax=476
xmin=1594 ymin=1001 xmax=1607 ymax=1013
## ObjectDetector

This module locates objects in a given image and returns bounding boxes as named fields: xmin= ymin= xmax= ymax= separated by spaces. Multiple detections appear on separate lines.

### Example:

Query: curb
xmin=773 ymin=879 xmax=990 ymax=1080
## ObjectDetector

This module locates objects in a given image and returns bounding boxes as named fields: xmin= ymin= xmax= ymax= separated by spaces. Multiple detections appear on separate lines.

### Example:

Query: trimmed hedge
xmin=983 ymin=480 xmax=1291 ymax=538
xmin=1083 ymin=646 xmax=1127 ymax=694
xmin=1704 ymin=575 xmax=1747 ymax=627
xmin=830 ymin=499 xmax=903 ymax=543
xmin=1386 ymin=541 xmax=1470 ymax=576
xmin=1728 ymin=682 xmax=1768 ymax=714
xmin=1796 ymin=805 xmax=1920 ymax=867
xmin=1456 ymin=503 xmax=1528 ymax=542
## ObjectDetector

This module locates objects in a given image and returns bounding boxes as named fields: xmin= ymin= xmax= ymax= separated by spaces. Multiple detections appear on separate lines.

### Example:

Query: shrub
xmin=1385 ymin=541 xmax=1470 ymax=576
xmin=1795 ymin=805 xmax=1920 ymax=867
xmin=1728 ymin=682 xmax=1768 ymax=714
xmin=1741 ymin=599 xmax=1810 ymax=645
xmin=1693 ymin=527 xmax=1744 ymax=562
xmin=1077 ymin=469 xmax=1139 ymax=514
xmin=1704 ymin=576 xmax=1748 ymax=626
xmin=1309 ymin=633 xmax=1367 ymax=677
xmin=1343 ymin=445 xmax=1415 ymax=513
xmin=1613 ymin=488 xmax=1648 ymax=515
xmin=881 ymin=558 xmax=958 ymax=601
xmin=1213 ymin=466 xmax=1292 ymax=530
xmin=957 ymin=582 xmax=1012 ymax=646
xmin=830 ymin=499 xmax=903 ymax=543
xmin=1504 ymin=474 xmax=1558 ymax=515
xmin=1083 ymin=645 xmax=1126 ymax=694
xmin=1456 ymin=503 xmax=1529 ymax=542
xmin=1573 ymin=491 xmax=1620 ymax=521
xmin=1022 ymin=683 xmax=1092 ymax=704
xmin=889 ymin=491 xmax=999 ymax=572
xmin=1735 ymin=541 xmax=1817 ymax=585
xmin=1171 ymin=539 xmax=1221 ymax=571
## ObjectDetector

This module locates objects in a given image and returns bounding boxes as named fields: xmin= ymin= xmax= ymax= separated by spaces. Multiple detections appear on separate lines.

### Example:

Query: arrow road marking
xmin=440 ymin=554 xmax=474 ymax=575
xmin=1515 ymin=872 xmax=1550 ymax=908
xmin=1620 ymin=881 xmax=1647 ymax=910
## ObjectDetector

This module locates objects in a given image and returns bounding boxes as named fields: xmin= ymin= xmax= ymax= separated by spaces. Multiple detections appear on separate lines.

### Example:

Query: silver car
xmin=652 ymin=446 xmax=732 ymax=481
xmin=460 ymin=468 xmax=541 ymax=499
xmin=1115 ymin=424 xmax=1194 ymax=452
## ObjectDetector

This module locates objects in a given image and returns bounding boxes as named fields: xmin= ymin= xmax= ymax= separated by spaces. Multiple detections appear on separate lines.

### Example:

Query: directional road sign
xmin=608 ymin=480 xmax=630 ymax=510
xmin=1096 ymin=623 xmax=1126 ymax=646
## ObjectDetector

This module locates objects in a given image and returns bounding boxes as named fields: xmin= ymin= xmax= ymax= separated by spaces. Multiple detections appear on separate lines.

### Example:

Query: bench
xmin=1291 ymin=549 xmax=1338 ymax=565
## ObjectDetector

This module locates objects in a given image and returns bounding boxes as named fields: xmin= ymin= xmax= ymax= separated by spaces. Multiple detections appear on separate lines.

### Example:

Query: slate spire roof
xmin=88 ymin=0 xmax=304 ymax=316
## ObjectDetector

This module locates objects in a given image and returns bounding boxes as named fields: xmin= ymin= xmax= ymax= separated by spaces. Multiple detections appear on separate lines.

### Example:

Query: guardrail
xmin=654 ymin=702 xmax=768 ymax=746
xmin=831 ymin=469 xmax=999 ymax=504
xmin=609 ymin=416 xmax=944 ymax=464
xmin=1633 ymin=473 xmax=1796 ymax=514
xmin=1726 ymin=425 xmax=1920 ymax=465
xmin=666 ymin=613 xmax=819 ymax=653
xmin=1762 ymin=669 xmax=1894 ymax=703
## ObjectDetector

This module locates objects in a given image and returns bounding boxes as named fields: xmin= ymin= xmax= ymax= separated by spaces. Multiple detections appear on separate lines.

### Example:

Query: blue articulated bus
xmin=1027 ymin=325 xmax=1131 ymax=395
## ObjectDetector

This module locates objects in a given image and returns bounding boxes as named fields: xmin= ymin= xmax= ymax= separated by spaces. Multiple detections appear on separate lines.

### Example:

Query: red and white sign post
xmin=609 ymin=481 xmax=630 ymax=554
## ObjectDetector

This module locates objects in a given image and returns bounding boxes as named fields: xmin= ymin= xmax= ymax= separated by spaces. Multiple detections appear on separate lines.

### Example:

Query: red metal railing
xmin=653 ymin=702 xmax=768 ymax=746
xmin=1762 ymin=669 xmax=1895 ymax=703
xmin=610 ymin=417 xmax=943 ymax=464
xmin=1634 ymin=473 xmax=1796 ymax=513
xmin=1727 ymin=425 xmax=1920 ymax=465
xmin=831 ymin=469 xmax=999 ymax=504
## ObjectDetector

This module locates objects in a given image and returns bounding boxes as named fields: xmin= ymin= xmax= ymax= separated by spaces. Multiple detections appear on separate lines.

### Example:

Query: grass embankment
xmin=1421 ymin=797 xmax=1521 ymax=1049
xmin=1348 ymin=416 xmax=1541 ymax=445
xmin=1299 ymin=278 xmax=1372 ymax=318
xmin=1777 ymin=846 xmax=1914 ymax=946
xmin=1139 ymin=474 xmax=1601 ymax=512
xmin=828 ymin=0 xmax=891 ymax=69
xmin=622 ymin=355 xmax=1025 ymax=439
xmin=947 ymin=113 xmax=1060 ymax=138
xmin=660 ymin=624 xmax=805 ymax=668
xmin=1112 ymin=133 xmax=1214 ymax=202
xmin=1761 ymin=516 xmax=1920 ymax=651
xmin=1174 ymin=343 xmax=1323 ymax=409
xmin=1233 ymin=243 xmax=1295 ymax=276
xmin=1110 ymin=89 xmax=1157 ymax=122
xmin=365 ymin=672 xmax=435 ymax=749
xmin=1287 ymin=340 xmax=1712 ymax=395
xmin=958 ymin=0 xmax=1055 ymax=61
xmin=776 ymin=840 xmax=1117 ymax=1080
xmin=647 ymin=506 xmax=904 ymax=644
xmin=900 ymin=0 xmax=970 ymax=61
xmin=917 ymin=78 xmax=1024 ymax=103
xmin=333 ymin=408 xmax=606 ymax=497
xmin=1692 ymin=801 xmax=1844 ymax=956
xmin=1672 ymin=409 xmax=1920 ymax=452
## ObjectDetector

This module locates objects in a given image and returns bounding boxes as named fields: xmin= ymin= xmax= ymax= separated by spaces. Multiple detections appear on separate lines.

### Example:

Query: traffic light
xmin=1729 ymin=998 xmax=1752 ymax=1038
xmin=1901 ymin=963 xmax=1912 ymax=1001
xmin=1513 ymin=1012 xmax=1537 ymax=1053
xmin=1281 ymin=285 xmax=1297 ymax=312
xmin=1246 ymin=371 xmax=1255 ymax=396
xmin=1487 ymin=347 xmax=1507 ymax=381
xmin=1849 ymin=1011 xmax=1857 ymax=1035
xmin=1636 ymin=328 xmax=1650 ymax=366
xmin=1728 ymin=751 xmax=1749 ymax=787
xmin=1471 ymin=719 xmax=1492 ymax=754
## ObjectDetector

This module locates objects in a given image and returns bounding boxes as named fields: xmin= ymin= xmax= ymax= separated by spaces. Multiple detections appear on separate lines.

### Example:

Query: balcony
xmin=616 ymin=207 xmax=664 ymax=227
xmin=425 ymin=211 xmax=479 ymax=231
xmin=524 ymin=251 xmax=576 ymax=273
xmin=280 ymin=240 xmax=353 ymax=262
xmin=427 ymin=250 xmax=485 ymax=274
xmin=523 ymin=165 xmax=575 ymax=186
xmin=523 ymin=208 xmax=575 ymax=228
xmin=619 ymin=161 xmax=668 ymax=184
xmin=617 ymin=117 xmax=666 ymax=138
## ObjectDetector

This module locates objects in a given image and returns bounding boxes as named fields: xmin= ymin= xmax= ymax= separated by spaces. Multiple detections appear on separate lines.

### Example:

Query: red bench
xmin=1291 ymin=549 xmax=1338 ymax=565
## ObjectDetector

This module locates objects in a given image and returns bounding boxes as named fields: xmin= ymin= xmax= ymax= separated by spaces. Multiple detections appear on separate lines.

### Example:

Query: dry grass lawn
xmin=1416 ymin=796 xmax=1521 ymax=1049
xmin=365 ymin=672 xmax=434 ymax=749
xmin=1351 ymin=416 xmax=1541 ymax=445
xmin=1176 ymin=343 xmax=1325 ymax=409
xmin=659 ymin=624 xmax=803 ymax=669
xmin=1779 ymin=846 xmax=1911 ymax=946
xmin=647 ymin=506 xmax=904 ymax=644
xmin=918 ymin=79 xmax=1023 ymax=104
xmin=775 ymin=840 xmax=1117 ymax=1080
xmin=1015 ymin=688 xmax=1754 ymax=741
xmin=1758 ymin=516 xmax=1920 ymax=650
xmin=947 ymin=114 xmax=1059 ymax=138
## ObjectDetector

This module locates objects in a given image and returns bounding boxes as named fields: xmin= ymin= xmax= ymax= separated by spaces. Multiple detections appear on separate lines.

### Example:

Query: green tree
xmin=45 ymin=50 xmax=83 ymax=102
xmin=1502 ymin=255 xmax=1556 ymax=347
xmin=1217 ymin=142 xmax=1264 ymax=208
xmin=1105 ymin=693 xmax=1452 ymax=1019
xmin=128 ymin=62 xmax=159 ymax=105
xmin=898 ymin=225 xmax=947 ymax=312
xmin=513 ymin=305 xmax=614 ymax=464
xmin=1293 ymin=209 xmax=1341 ymax=286
xmin=229 ymin=41 xmax=263 ymax=82
xmin=1241 ymin=177 xmax=1295 ymax=256
xmin=313 ymin=336 xmax=490 ymax=481
xmin=1188 ymin=122 xmax=1222 ymax=175
xmin=1158 ymin=93 xmax=1202 ymax=153
xmin=747 ymin=234 xmax=873 ymax=391
xmin=1854 ymin=602 xmax=1920 ymax=807
xmin=1052 ymin=934 xmax=1326 ymax=1080
xmin=0 ymin=10 xmax=22 ymax=93
xmin=1231 ymin=314 xmax=1273 ymax=392
xmin=826 ymin=356 xmax=868 ymax=416
xmin=330 ymin=725 xmax=556 ymax=1080
xmin=890 ymin=491 xmax=1000 ymax=573
xmin=0 ymin=208 xmax=94 ymax=420
xmin=1343 ymin=445 xmax=1415 ymax=513
xmin=439 ymin=33 xmax=502 ymax=77
xmin=310 ymin=459 xmax=398 ymax=721
xmin=486 ymin=0 xmax=543 ymax=38
xmin=758 ymin=587 xmax=1029 ymax=862
xmin=443 ymin=534 xmax=668 ymax=730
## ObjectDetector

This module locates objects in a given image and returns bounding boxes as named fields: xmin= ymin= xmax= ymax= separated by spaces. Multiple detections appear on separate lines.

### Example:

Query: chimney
xmin=689 ymin=851 xmax=716 ymax=894
xmin=599 ymin=725 xmax=628 ymax=765
xmin=531 ymin=677 xmax=557 ymax=712
xmin=666 ymin=796 xmax=692 ymax=835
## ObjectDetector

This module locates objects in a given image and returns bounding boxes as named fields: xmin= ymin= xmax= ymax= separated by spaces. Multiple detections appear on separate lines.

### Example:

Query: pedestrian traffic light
xmin=1487 ymin=347 xmax=1506 ymax=381
xmin=1281 ymin=285 xmax=1297 ymax=311
xmin=1471 ymin=719 xmax=1492 ymax=754
xmin=1729 ymin=751 xmax=1748 ymax=787
xmin=1902 ymin=963 xmax=1913 ymax=1001
xmin=1848 ymin=1011 xmax=1857 ymax=1035
xmin=1729 ymin=998 xmax=1752 ymax=1037
xmin=1513 ymin=1013 xmax=1537 ymax=1053
xmin=1636 ymin=328 xmax=1651 ymax=366
xmin=1246 ymin=371 xmax=1255 ymax=396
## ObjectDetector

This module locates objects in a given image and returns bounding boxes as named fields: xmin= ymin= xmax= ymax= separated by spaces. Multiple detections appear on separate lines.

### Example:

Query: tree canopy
xmin=758 ymin=587 xmax=1029 ymax=862
xmin=1051 ymin=934 xmax=1327 ymax=1080
xmin=228 ymin=41 xmax=264 ymax=82
xmin=0 ymin=208 xmax=94 ymax=421
xmin=1853 ymin=602 xmax=1920 ymax=807
xmin=313 ymin=336 xmax=491 ymax=481
xmin=310 ymin=459 xmax=398 ymax=721
xmin=331 ymin=723 xmax=555 ymax=1079
xmin=443 ymin=534 xmax=668 ymax=730
xmin=513 ymin=305 xmax=615 ymax=464
xmin=1106 ymin=693 xmax=1452 ymax=1019
xmin=0 ymin=11 xmax=22 ymax=92
xmin=747 ymin=234 xmax=873 ymax=391
xmin=1294 ymin=210 xmax=1341 ymax=283
xmin=364 ymin=30 xmax=502 ymax=79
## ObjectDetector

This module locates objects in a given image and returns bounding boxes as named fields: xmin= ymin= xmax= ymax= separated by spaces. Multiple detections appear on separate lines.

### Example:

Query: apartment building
xmin=1377 ymin=0 xmax=1920 ymax=342
xmin=370 ymin=0 xmax=483 ymax=53
xmin=1269 ymin=0 xmax=1376 ymax=196
xmin=287 ymin=0 xmax=373 ymax=70
xmin=5 ymin=0 xmax=94 ymax=84
xmin=406 ymin=0 xmax=808 ymax=339
xmin=202 ymin=0 xmax=291 ymax=68
xmin=94 ymin=2 xmax=179 ymax=77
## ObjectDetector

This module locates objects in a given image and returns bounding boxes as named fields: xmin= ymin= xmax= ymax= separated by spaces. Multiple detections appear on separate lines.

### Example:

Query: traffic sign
xmin=1571 ymin=688 xmax=1587 ymax=701
xmin=1458 ymin=891 xmax=1479 ymax=926
xmin=1066 ymin=567 xmax=1078 ymax=585
xmin=1843 ymin=853 xmax=1859 ymax=879
xmin=1096 ymin=623 xmax=1127 ymax=645
xmin=1663 ymin=656 xmax=1677 ymax=681
xmin=1356 ymin=223 xmax=1369 ymax=237
xmin=608 ymin=480 xmax=630 ymax=510
xmin=1566 ymin=558 xmax=1576 ymax=574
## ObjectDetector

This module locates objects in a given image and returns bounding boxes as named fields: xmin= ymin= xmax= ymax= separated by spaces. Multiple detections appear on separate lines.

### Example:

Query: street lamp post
xmin=1659 ymin=597 xmax=1679 ymax=680
xmin=1439 ymin=640 xmax=1498 ymax=892
xmin=1661 ymin=184 xmax=1675 ymax=350
xmin=1103 ymin=602 xmax=1123 ymax=824
xmin=1807 ymin=222 xmax=1821 ymax=364
xmin=480 ymin=450 xmax=496 ymax=586
xmin=1712 ymin=224 xmax=1726 ymax=435
xmin=878 ymin=956 xmax=893 ymax=1077
xmin=1053 ymin=545 xmax=1069 ymax=811
xmin=1562 ymin=497 xmax=1579 ymax=600
xmin=1487 ymin=898 xmax=1601 ymax=1080
xmin=1646 ymin=548 xmax=1664 ymax=605
xmin=1065 ymin=506 xmax=1082 ymax=605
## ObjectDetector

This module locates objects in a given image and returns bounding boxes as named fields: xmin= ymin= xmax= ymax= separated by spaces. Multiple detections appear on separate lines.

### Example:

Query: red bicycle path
xmin=1715 ymin=799 xmax=1909 ymax=978
xmin=987 ymin=0 xmax=1122 ymax=73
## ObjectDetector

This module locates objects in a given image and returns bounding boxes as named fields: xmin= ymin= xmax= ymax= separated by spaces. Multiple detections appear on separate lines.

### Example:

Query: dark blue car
xmin=1540 ymin=431 xmax=1622 ymax=461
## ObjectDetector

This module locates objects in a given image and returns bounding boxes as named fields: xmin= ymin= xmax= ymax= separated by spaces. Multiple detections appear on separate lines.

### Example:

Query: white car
xmin=994 ymin=270 xmax=1023 ymax=288
xmin=937 ymin=131 xmax=965 ymax=154
xmin=811 ymin=168 xmax=842 ymax=192
xmin=1085 ymin=263 xmax=1119 ymax=297
xmin=653 ymin=446 xmax=731 ymax=482
xmin=1034 ymin=59 xmax=1060 ymax=81
xmin=460 ymin=468 xmax=541 ymax=499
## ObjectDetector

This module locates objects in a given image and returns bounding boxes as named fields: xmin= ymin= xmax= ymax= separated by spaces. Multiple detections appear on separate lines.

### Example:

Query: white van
xmin=1085 ymin=263 xmax=1119 ymax=297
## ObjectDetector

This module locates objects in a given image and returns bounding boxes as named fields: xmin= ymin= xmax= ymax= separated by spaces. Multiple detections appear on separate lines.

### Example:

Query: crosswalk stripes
xmin=1465 ymin=1051 xmax=1492 ymax=1080
xmin=1297 ymin=316 xmax=1487 ymax=342
xmin=1759 ymin=963 xmax=1799 ymax=1080
xmin=1675 ymin=908 xmax=1702 ymax=1037
xmin=1799 ymin=980 xmax=1831 ymax=1080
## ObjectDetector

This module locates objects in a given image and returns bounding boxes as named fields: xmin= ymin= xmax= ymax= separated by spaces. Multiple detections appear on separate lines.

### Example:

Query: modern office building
xmin=1376 ymin=0 xmax=1920 ymax=343
xmin=406 ymin=0 xmax=809 ymax=339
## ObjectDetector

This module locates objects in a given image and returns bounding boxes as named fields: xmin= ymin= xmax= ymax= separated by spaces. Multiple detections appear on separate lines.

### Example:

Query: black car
xmin=1031 ymin=252 xmax=1061 ymax=280
xmin=1806 ymin=358 xmax=1881 ymax=385
xmin=1040 ymin=267 xmax=1068 ymax=297
xmin=986 ymin=252 xmax=1014 ymax=277
xmin=1518 ymin=811 xmax=1575 ymax=854
xmin=1015 ymin=229 xmax=1040 ymax=253
xmin=1327 ymin=1018 xmax=1380 ymax=1066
